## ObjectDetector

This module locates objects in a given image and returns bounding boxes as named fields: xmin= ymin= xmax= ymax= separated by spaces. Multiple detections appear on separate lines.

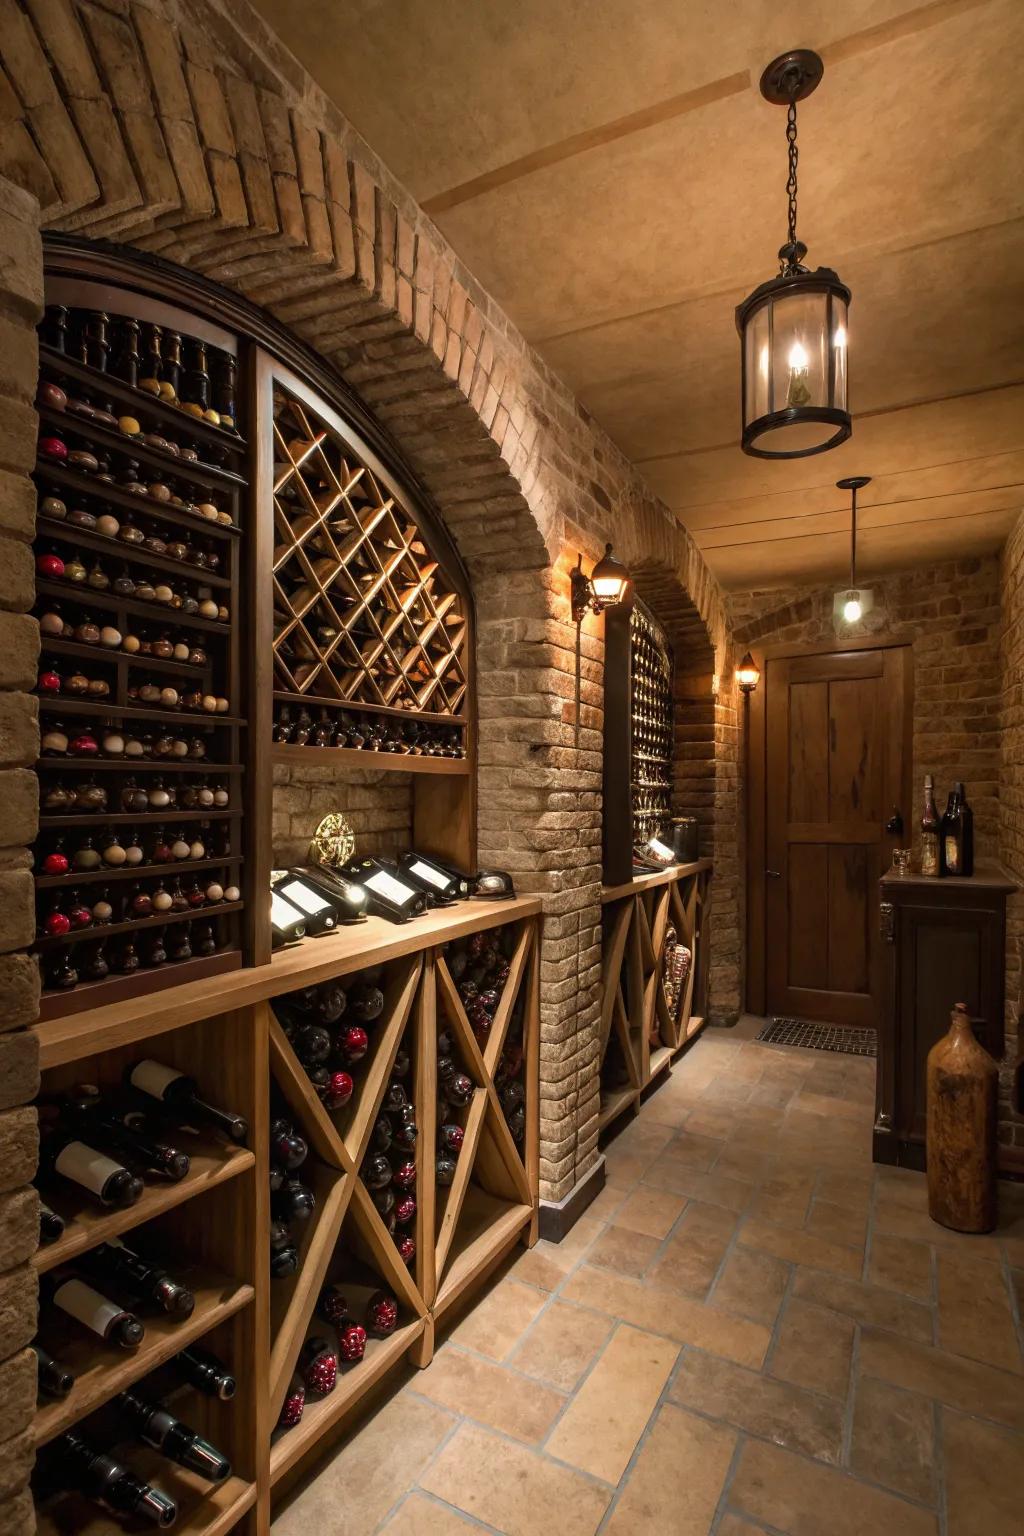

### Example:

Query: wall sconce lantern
xmin=736 ymin=50 xmax=852 ymax=460
xmin=833 ymin=474 xmax=873 ymax=625
xmin=736 ymin=652 xmax=761 ymax=694
xmin=570 ymin=543 xmax=631 ymax=622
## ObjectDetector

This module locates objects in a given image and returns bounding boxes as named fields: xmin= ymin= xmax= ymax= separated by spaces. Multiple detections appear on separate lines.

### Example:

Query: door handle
xmin=766 ymin=869 xmax=781 ymax=879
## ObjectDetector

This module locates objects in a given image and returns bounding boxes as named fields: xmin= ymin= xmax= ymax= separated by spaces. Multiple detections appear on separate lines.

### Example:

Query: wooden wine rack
xmin=602 ymin=596 xmax=675 ymax=884
xmin=31 ymin=902 xmax=539 ymax=1534
xmin=598 ymin=863 xmax=712 ymax=1134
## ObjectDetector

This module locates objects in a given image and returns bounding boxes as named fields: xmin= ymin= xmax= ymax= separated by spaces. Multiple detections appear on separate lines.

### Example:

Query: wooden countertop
xmin=34 ymin=895 xmax=542 ymax=1068
xmin=879 ymin=863 xmax=1017 ymax=893
xmin=601 ymin=859 xmax=712 ymax=905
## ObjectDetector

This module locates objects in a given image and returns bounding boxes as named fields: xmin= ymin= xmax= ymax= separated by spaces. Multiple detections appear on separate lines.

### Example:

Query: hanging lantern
xmin=737 ymin=51 xmax=851 ymax=459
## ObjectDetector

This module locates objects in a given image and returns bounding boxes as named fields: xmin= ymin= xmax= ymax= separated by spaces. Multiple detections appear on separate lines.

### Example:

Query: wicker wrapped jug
xmin=926 ymin=1002 xmax=998 ymax=1233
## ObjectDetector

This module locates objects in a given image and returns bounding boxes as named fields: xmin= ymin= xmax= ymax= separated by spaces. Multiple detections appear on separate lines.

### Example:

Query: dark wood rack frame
xmin=602 ymin=595 xmax=675 ymax=885
xmin=33 ymin=240 xmax=479 ymax=1012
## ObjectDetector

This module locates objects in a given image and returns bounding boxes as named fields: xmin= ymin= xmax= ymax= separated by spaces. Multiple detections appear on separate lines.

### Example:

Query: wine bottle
xmin=940 ymin=782 xmax=974 ymax=877
xmin=59 ymin=1087 xmax=190 ymax=1181
xmin=270 ymin=1118 xmax=308 ymax=1172
xmin=39 ymin=1200 xmax=65 ymax=1245
xmin=920 ymin=773 xmax=941 ymax=878
xmin=116 ymin=1388 xmax=231 ymax=1482
xmin=79 ymin=1236 xmax=195 ymax=1319
xmin=174 ymin=1343 xmax=236 ymax=1400
xmin=125 ymin=1060 xmax=248 ymax=1142
xmin=43 ymin=1431 xmax=176 ymax=1528
xmin=272 ymin=1176 xmax=315 ymax=1223
xmin=46 ymin=1274 xmax=145 ymax=1347
xmin=39 ymin=1126 xmax=144 ymax=1208
xmin=32 ymin=1342 xmax=74 ymax=1399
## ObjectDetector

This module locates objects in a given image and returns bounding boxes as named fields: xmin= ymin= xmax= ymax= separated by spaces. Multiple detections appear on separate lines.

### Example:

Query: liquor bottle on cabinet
xmin=940 ymin=782 xmax=974 ymax=877
xmin=920 ymin=774 xmax=941 ymax=878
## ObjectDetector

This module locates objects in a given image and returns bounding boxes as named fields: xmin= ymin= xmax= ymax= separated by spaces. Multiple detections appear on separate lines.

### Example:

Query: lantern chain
xmin=783 ymin=99 xmax=799 ymax=267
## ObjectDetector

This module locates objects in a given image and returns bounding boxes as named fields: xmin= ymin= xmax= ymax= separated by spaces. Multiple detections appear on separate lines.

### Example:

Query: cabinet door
xmin=896 ymin=902 xmax=1001 ymax=1144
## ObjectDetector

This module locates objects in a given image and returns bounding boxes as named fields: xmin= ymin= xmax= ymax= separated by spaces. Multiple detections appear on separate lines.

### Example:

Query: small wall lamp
xmin=570 ymin=543 xmax=631 ymax=622
xmin=736 ymin=652 xmax=761 ymax=694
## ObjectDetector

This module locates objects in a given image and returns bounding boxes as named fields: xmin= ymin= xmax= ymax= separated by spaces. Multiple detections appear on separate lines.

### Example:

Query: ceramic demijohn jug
xmin=926 ymin=1003 xmax=998 ymax=1233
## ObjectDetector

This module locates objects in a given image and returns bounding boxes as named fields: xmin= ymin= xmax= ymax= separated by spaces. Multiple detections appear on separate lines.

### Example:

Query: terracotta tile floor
xmin=273 ymin=1016 xmax=1024 ymax=1535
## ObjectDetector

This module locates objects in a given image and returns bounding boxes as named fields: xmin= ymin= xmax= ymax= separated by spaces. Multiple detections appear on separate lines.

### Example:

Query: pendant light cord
xmin=850 ymin=484 xmax=858 ymax=589
xmin=785 ymin=100 xmax=799 ymax=250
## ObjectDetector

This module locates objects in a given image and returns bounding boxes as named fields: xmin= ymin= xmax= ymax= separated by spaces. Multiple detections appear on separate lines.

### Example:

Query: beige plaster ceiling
xmin=252 ymin=0 xmax=1024 ymax=589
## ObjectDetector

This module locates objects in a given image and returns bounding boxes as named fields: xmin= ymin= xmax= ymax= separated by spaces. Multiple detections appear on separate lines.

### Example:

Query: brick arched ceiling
xmin=252 ymin=0 xmax=1024 ymax=591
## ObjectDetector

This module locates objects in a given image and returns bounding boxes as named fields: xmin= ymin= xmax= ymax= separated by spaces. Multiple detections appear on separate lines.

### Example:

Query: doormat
xmin=757 ymin=1017 xmax=877 ymax=1058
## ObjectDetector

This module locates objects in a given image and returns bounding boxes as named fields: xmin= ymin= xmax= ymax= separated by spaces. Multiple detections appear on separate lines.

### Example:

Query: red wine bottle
xmin=39 ymin=1200 xmax=65 ymax=1245
xmin=39 ymin=1126 xmax=144 ymax=1208
xmin=60 ymin=1087 xmax=190 ymax=1181
xmin=116 ymin=1389 xmax=231 ymax=1482
xmin=43 ymin=1431 xmax=176 ymax=1528
xmin=78 ymin=1236 xmax=194 ymax=1319
xmin=32 ymin=1342 xmax=74 ymax=1399
xmin=270 ymin=1118 xmax=308 ymax=1171
xmin=125 ymin=1060 xmax=248 ymax=1142
xmin=174 ymin=1343 xmax=236 ymax=1400
xmin=46 ymin=1275 xmax=144 ymax=1347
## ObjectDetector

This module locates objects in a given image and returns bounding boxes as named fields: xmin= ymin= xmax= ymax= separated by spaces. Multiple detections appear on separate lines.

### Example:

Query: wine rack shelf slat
xmin=270 ymin=744 xmax=469 ymax=775
xmin=37 ymin=467 xmax=241 ymax=541
xmin=37 ymin=406 xmax=248 ymax=493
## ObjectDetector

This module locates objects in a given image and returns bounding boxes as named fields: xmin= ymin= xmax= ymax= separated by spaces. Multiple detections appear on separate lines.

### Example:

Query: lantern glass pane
xmin=831 ymin=295 xmax=849 ymax=411
xmin=771 ymin=288 xmax=829 ymax=413
xmin=743 ymin=302 xmax=771 ymax=426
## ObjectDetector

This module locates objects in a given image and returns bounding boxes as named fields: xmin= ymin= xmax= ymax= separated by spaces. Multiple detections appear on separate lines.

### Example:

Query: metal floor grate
xmin=757 ymin=1017 xmax=877 ymax=1058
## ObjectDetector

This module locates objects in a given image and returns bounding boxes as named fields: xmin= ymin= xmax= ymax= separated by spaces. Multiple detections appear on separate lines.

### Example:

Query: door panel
xmin=765 ymin=647 xmax=910 ymax=1028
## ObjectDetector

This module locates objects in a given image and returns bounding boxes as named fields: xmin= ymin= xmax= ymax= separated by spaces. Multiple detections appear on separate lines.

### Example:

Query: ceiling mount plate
xmin=759 ymin=49 xmax=824 ymax=105
xmin=836 ymin=476 xmax=872 ymax=491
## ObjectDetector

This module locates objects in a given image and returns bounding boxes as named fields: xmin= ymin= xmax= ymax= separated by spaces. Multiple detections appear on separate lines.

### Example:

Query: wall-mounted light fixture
xmin=736 ymin=652 xmax=761 ymax=694
xmin=833 ymin=475 xmax=873 ymax=626
xmin=736 ymin=50 xmax=851 ymax=459
xmin=570 ymin=543 xmax=631 ymax=622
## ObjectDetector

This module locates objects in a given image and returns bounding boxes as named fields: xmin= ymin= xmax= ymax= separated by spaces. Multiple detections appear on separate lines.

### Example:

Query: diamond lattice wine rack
xmin=32 ymin=281 xmax=249 ymax=1019
xmin=269 ymin=375 xmax=472 ymax=772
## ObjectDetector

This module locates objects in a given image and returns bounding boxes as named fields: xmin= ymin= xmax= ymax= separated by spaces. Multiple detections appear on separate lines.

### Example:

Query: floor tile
xmin=421 ymin=1422 xmax=611 ymax=1536
xmin=711 ymin=1245 xmax=790 ymax=1328
xmin=805 ymin=1197 xmax=868 ymax=1250
xmin=273 ymin=1393 xmax=455 ymax=1536
xmin=943 ymin=1409 xmax=1020 ymax=1536
xmin=651 ymin=1131 xmax=723 ymax=1173
xmin=747 ymin=1171 xmax=815 ymax=1228
xmin=936 ymin=1249 xmax=1022 ymax=1371
xmin=585 ymin=1184 xmax=628 ymax=1222
xmin=602 ymin=1403 xmax=735 ymax=1534
xmin=378 ymin=1493 xmax=487 ymax=1533
xmin=560 ymin=1266 xmax=771 ymax=1368
xmin=850 ymin=1375 xmax=936 ymax=1505
xmin=717 ymin=1517 xmax=771 ymax=1536
xmin=587 ymin=1224 xmax=662 ymax=1277
xmin=792 ymin=1268 xmax=933 ymax=1342
xmin=859 ymin=1326 xmax=1024 ymax=1430
xmin=545 ymin=1322 xmax=678 ymax=1483
xmin=611 ymin=1185 xmax=687 ymax=1239
xmin=683 ymin=1106 xmax=737 ymax=1139
xmin=738 ymin=1216 xmax=862 ymax=1277
xmin=874 ymin=1200 xmax=1003 ymax=1254
xmin=642 ymin=1165 xmax=754 ymax=1213
xmin=510 ymin=1301 xmax=613 ymax=1392
xmin=729 ymin=1438 xmax=938 ymax=1536
xmin=814 ymin=1169 xmax=873 ymax=1211
xmin=412 ymin=1344 xmax=565 ymax=1442
xmin=868 ymin=1233 xmax=934 ymax=1302
xmin=712 ymin=1143 xmax=780 ymax=1180
xmin=769 ymin=1298 xmax=855 ymax=1400
xmin=509 ymin=1217 xmax=601 ymax=1291
xmin=645 ymin=1201 xmax=736 ymax=1298
xmin=670 ymin=1350 xmax=844 ymax=1462
xmin=448 ymin=1278 xmax=547 ymax=1361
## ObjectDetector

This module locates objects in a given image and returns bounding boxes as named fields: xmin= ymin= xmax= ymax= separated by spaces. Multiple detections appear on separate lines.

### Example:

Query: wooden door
xmin=765 ymin=647 xmax=911 ymax=1027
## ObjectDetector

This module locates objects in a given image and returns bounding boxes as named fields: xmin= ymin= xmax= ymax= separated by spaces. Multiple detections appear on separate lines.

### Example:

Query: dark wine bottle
xmin=174 ymin=1343 xmax=236 ymax=1400
xmin=60 ymin=1087 xmax=190 ymax=1181
xmin=940 ymin=781 xmax=974 ymax=877
xmin=46 ymin=1274 xmax=144 ymax=1347
xmin=44 ymin=1431 xmax=176 ymax=1528
xmin=920 ymin=773 xmax=941 ymax=878
xmin=271 ymin=1177 xmax=315 ymax=1223
xmin=125 ymin=1060 xmax=248 ymax=1142
xmin=79 ymin=1236 xmax=195 ymax=1319
xmin=116 ymin=1388 xmax=231 ymax=1482
xmin=269 ymin=1118 xmax=308 ymax=1171
xmin=32 ymin=1342 xmax=74 ymax=1399
xmin=39 ymin=1200 xmax=65 ymax=1245
xmin=39 ymin=1126 xmax=144 ymax=1208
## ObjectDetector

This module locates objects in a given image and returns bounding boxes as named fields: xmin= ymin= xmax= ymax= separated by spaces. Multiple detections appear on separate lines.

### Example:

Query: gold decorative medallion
xmin=309 ymin=812 xmax=355 ymax=867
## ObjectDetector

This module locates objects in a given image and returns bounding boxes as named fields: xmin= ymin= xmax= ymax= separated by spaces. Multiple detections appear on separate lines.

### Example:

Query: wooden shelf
xmin=434 ymin=1189 xmax=533 ymax=1319
xmin=599 ymin=1086 xmax=638 ymax=1133
xmin=40 ymin=809 xmax=241 ymax=827
xmin=36 ymin=856 xmax=241 ymax=888
xmin=36 ymin=949 xmax=242 ymax=1023
xmin=271 ymin=744 xmax=468 ymax=775
xmin=37 ymin=526 xmax=234 ymax=588
xmin=37 ymin=465 xmax=240 ymax=540
xmin=35 ymin=901 xmax=243 ymax=950
xmin=274 ymin=690 xmax=467 ymax=726
xmin=39 ymin=759 xmax=243 ymax=774
xmin=601 ymin=859 xmax=713 ymax=904
xmin=37 ymin=406 xmax=248 ymax=492
xmin=36 ymin=697 xmax=245 ymax=727
xmin=36 ymin=1470 xmax=255 ymax=1536
xmin=34 ymin=1270 xmax=254 ymax=1446
xmin=34 ymin=1139 xmax=255 ymax=1273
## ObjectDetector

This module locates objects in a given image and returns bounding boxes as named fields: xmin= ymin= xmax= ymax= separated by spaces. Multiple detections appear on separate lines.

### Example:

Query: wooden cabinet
xmin=875 ymin=868 xmax=1015 ymax=1168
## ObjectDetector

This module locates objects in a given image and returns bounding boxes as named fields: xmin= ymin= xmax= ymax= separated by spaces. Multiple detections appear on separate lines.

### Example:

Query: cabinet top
xmin=880 ymin=863 xmax=1018 ymax=895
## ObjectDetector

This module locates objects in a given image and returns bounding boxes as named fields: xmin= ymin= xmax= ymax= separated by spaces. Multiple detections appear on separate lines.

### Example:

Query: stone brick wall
xmin=0 ymin=0 xmax=737 ymax=1223
xmin=0 ymin=176 xmax=44 ymax=1536
xmin=998 ymin=512 xmax=1024 ymax=1157
xmin=272 ymin=766 xmax=412 ymax=867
